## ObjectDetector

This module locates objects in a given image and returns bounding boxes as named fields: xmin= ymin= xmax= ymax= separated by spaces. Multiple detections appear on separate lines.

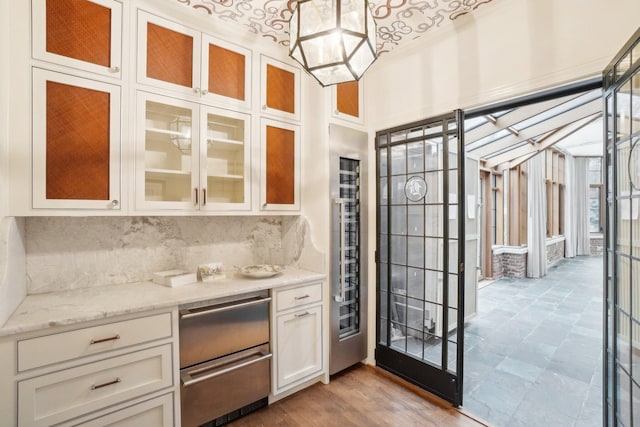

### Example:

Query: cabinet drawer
xmin=18 ymin=313 xmax=172 ymax=372
xmin=275 ymin=282 xmax=322 ymax=312
xmin=59 ymin=393 xmax=174 ymax=427
xmin=18 ymin=344 xmax=173 ymax=427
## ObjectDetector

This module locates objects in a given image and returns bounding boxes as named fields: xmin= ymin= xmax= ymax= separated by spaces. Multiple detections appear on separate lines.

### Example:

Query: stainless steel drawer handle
xmin=91 ymin=377 xmax=121 ymax=390
xmin=90 ymin=334 xmax=120 ymax=345
xmin=295 ymin=311 xmax=310 ymax=318
xmin=180 ymin=296 xmax=272 ymax=319
xmin=181 ymin=352 xmax=272 ymax=387
xmin=294 ymin=294 xmax=310 ymax=300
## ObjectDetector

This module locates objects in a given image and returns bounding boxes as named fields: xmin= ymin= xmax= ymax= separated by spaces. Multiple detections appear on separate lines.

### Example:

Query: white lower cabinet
xmin=9 ymin=310 xmax=178 ymax=427
xmin=272 ymin=282 xmax=324 ymax=395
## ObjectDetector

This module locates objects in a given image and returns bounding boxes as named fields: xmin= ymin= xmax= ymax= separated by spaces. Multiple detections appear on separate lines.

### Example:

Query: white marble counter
xmin=0 ymin=268 xmax=326 ymax=337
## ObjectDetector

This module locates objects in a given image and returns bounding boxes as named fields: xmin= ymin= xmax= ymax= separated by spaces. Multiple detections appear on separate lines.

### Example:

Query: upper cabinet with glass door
xmin=32 ymin=0 xmax=123 ymax=78
xmin=261 ymin=55 xmax=301 ymax=122
xmin=137 ymin=11 xmax=251 ymax=109
xmin=136 ymin=92 xmax=251 ymax=212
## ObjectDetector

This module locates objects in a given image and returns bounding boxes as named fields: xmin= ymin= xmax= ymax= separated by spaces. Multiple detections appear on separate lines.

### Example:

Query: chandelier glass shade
xmin=289 ymin=0 xmax=377 ymax=87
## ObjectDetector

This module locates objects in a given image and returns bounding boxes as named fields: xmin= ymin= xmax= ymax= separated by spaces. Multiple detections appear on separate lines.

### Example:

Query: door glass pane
xmin=144 ymin=100 xmax=193 ymax=202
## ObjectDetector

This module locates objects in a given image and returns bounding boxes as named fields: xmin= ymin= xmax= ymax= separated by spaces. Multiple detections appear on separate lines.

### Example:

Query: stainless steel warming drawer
xmin=179 ymin=292 xmax=271 ymax=427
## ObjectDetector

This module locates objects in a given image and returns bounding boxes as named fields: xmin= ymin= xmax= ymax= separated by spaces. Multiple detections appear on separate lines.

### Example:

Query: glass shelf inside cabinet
xmin=206 ymin=113 xmax=246 ymax=204
xmin=145 ymin=101 xmax=193 ymax=202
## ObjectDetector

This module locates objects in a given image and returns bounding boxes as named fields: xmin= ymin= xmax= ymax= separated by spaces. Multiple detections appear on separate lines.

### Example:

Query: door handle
xmin=335 ymin=198 xmax=346 ymax=303
xmin=179 ymin=296 xmax=271 ymax=319
xmin=180 ymin=350 xmax=272 ymax=387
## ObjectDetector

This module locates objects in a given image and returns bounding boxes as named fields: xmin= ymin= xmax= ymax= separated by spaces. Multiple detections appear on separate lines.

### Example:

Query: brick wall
xmin=590 ymin=236 xmax=604 ymax=255
xmin=546 ymin=239 xmax=565 ymax=267
xmin=492 ymin=250 xmax=527 ymax=279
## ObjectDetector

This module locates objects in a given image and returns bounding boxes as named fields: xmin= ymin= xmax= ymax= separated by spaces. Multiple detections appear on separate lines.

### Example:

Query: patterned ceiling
xmin=174 ymin=0 xmax=494 ymax=55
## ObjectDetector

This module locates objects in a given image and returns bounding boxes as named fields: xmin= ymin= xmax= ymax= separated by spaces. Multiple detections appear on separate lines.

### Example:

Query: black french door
xmin=376 ymin=110 xmax=465 ymax=406
xmin=603 ymin=27 xmax=640 ymax=426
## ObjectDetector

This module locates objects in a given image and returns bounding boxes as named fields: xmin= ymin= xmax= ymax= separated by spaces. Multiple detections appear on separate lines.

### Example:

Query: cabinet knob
xmin=262 ymin=105 xmax=267 ymax=111
xmin=201 ymin=89 xmax=208 ymax=95
xmin=111 ymin=200 xmax=119 ymax=207
xmin=194 ymin=87 xmax=200 ymax=94
xmin=109 ymin=66 xmax=120 ymax=73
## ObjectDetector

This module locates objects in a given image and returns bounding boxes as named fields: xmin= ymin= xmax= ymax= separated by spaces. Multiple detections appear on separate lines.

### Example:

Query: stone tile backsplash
xmin=25 ymin=216 xmax=317 ymax=294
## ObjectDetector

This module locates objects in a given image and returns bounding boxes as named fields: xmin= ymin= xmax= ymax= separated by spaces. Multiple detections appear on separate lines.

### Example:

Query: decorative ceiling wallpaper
xmin=174 ymin=0 xmax=494 ymax=54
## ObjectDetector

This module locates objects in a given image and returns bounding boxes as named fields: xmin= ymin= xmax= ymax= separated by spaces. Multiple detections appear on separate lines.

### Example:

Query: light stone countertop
xmin=0 ymin=268 xmax=326 ymax=337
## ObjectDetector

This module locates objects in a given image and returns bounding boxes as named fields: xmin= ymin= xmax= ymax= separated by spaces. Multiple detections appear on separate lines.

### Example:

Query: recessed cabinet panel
xmin=202 ymin=35 xmax=251 ymax=109
xmin=32 ymin=68 xmax=121 ymax=210
xmin=261 ymin=56 xmax=300 ymax=121
xmin=46 ymin=81 xmax=111 ymax=200
xmin=336 ymin=81 xmax=359 ymax=117
xmin=137 ymin=11 xmax=200 ymax=96
xmin=332 ymin=80 xmax=364 ymax=124
xmin=32 ymin=0 xmax=122 ymax=78
xmin=260 ymin=119 xmax=300 ymax=211
xmin=137 ymin=92 xmax=198 ymax=209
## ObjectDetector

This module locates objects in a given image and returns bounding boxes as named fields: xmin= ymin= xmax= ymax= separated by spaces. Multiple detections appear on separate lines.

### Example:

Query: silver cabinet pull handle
xmin=295 ymin=311 xmax=310 ymax=318
xmin=90 ymin=334 xmax=120 ymax=345
xmin=91 ymin=377 xmax=121 ymax=390
xmin=335 ymin=198 xmax=346 ymax=303
xmin=294 ymin=294 xmax=310 ymax=300
xmin=181 ymin=351 xmax=272 ymax=387
xmin=180 ymin=296 xmax=271 ymax=319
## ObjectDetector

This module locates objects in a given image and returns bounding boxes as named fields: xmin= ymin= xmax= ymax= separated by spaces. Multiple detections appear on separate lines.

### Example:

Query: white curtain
xmin=564 ymin=154 xmax=576 ymax=258
xmin=574 ymin=158 xmax=591 ymax=255
xmin=527 ymin=153 xmax=548 ymax=278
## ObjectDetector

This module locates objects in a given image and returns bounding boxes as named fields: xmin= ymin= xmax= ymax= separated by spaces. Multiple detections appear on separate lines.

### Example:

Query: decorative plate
xmin=239 ymin=264 xmax=284 ymax=278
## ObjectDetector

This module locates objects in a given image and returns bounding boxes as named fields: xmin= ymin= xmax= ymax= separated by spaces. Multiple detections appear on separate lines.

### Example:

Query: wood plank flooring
xmin=228 ymin=365 xmax=487 ymax=427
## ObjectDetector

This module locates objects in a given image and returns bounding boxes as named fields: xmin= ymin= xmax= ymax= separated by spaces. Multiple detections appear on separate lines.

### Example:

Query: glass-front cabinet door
xmin=136 ymin=92 xmax=250 ymax=211
xmin=137 ymin=92 xmax=198 ymax=210
xmin=201 ymin=108 xmax=251 ymax=211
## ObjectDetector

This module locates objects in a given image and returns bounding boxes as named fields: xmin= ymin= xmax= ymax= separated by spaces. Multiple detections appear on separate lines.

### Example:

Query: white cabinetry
xmin=32 ymin=0 xmax=123 ymax=78
xmin=32 ymin=68 xmax=122 ymax=211
xmin=272 ymin=282 xmax=324 ymax=395
xmin=136 ymin=91 xmax=251 ymax=211
xmin=4 ymin=311 xmax=178 ymax=427
xmin=137 ymin=11 xmax=251 ymax=110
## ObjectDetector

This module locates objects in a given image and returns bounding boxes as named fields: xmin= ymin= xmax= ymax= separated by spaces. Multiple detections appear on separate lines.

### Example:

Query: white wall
xmin=362 ymin=0 xmax=639 ymax=361
xmin=364 ymin=0 xmax=640 ymax=129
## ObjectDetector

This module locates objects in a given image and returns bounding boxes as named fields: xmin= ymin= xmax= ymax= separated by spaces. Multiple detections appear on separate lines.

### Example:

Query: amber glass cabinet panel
xmin=336 ymin=81 xmax=359 ymax=117
xmin=261 ymin=118 xmax=300 ymax=210
xmin=208 ymin=44 xmax=244 ymax=101
xmin=32 ymin=68 xmax=121 ymax=210
xmin=46 ymin=80 xmax=110 ymax=200
xmin=32 ymin=0 xmax=122 ymax=77
xmin=261 ymin=56 xmax=300 ymax=121
xmin=145 ymin=22 xmax=194 ymax=89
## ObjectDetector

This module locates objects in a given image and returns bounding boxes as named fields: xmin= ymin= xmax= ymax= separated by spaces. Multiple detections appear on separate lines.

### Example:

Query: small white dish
xmin=239 ymin=264 xmax=284 ymax=279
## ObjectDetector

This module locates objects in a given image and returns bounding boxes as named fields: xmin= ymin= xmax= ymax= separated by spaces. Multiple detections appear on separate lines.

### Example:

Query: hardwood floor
xmin=228 ymin=365 xmax=487 ymax=427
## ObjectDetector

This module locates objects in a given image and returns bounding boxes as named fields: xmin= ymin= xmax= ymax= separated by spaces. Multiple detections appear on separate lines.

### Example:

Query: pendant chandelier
xmin=289 ymin=0 xmax=377 ymax=87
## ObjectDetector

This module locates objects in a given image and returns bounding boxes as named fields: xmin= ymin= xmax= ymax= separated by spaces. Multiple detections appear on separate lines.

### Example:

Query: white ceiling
xmin=171 ymin=0 xmax=495 ymax=55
